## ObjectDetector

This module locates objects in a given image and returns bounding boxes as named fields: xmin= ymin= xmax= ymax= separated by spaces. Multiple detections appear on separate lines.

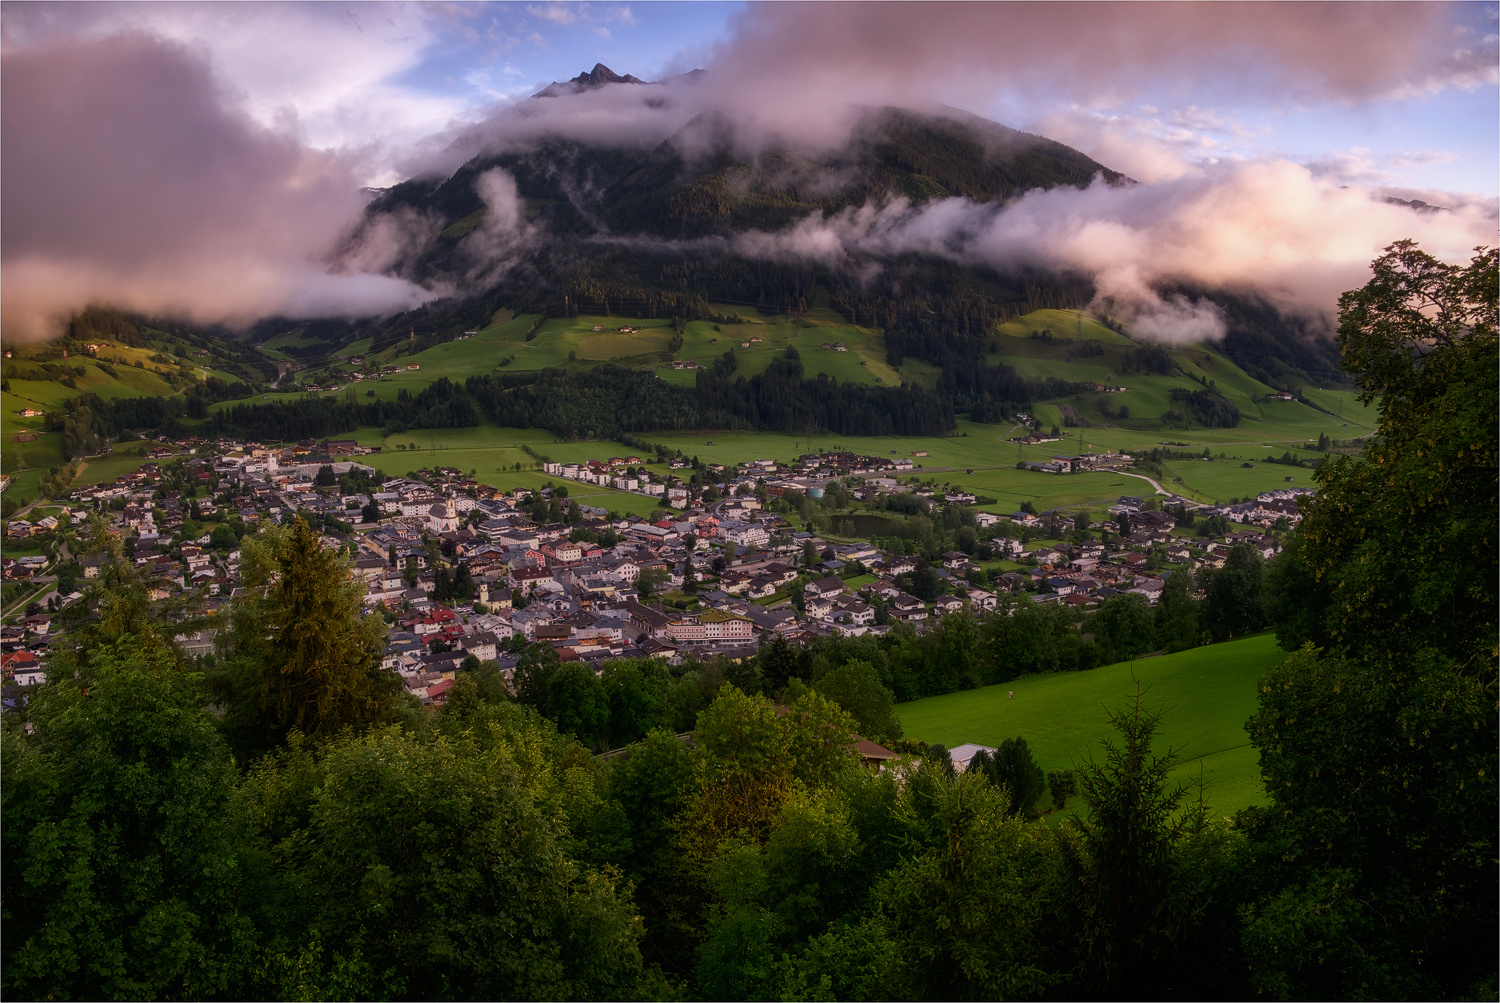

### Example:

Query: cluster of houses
xmin=1019 ymin=452 xmax=1135 ymax=475
xmin=540 ymin=449 xmax=929 ymax=512
xmin=0 ymin=433 xmax=1304 ymax=707
xmin=1209 ymin=488 xmax=1312 ymax=528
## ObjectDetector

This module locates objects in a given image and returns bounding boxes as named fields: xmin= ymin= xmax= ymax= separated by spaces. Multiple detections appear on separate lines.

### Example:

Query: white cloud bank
xmin=731 ymin=159 xmax=1498 ymax=342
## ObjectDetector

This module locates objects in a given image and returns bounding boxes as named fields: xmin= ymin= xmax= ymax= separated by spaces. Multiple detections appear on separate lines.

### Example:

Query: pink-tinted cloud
xmin=728 ymin=160 xmax=1499 ymax=342
xmin=1 ymin=31 xmax=434 ymax=340
xmin=695 ymin=2 xmax=1469 ymax=151
xmin=423 ymin=2 xmax=1481 ymax=177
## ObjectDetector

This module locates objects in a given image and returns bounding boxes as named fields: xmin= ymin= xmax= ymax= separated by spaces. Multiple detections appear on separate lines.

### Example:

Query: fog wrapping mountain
xmin=324 ymin=67 xmax=1343 ymax=389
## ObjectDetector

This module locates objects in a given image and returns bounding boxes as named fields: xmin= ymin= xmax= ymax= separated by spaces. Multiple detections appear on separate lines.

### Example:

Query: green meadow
xmin=897 ymin=632 xmax=1285 ymax=815
xmin=9 ymin=307 xmax=1368 ymax=511
xmin=350 ymin=425 xmax=667 ymax=515
xmin=655 ymin=316 xmax=901 ymax=388
xmin=72 ymin=441 xmax=163 ymax=488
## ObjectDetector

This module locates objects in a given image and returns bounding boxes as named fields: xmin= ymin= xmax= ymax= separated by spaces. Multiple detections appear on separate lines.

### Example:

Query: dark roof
xmin=855 ymin=738 xmax=900 ymax=761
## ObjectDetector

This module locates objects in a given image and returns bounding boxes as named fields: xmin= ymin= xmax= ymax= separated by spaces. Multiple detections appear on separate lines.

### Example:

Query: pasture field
xmin=897 ymin=357 xmax=944 ymax=389
xmin=1157 ymin=455 xmax=1316 ymax=501
xmin=896 ymin=632 xmax=1285 ymax=815
xmin=261 ymin=328 xmax=330 ymax=352
xmin=1 ymin=429 xmax=67 ymax=501
xmin=352 ymin=438 xmax=666 ymax=516
xmin=71 ymin=442 xmax=163 ymax=488
xmin=994 ymin=309 xmax=1135 ymax=345
xmin=656 ymin=318 xmax=901 ymax=388
xmin=1 ymin=467 xmax=45 ymax=503
xmin=4 ymin=341 xmax=246 ymax=417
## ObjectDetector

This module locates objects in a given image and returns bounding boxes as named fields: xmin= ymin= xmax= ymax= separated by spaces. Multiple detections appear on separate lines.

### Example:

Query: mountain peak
xmin=577 ymin=63 xmax=643 ymax=86
xmin=535 ymin=63 xmax=645 ymax=98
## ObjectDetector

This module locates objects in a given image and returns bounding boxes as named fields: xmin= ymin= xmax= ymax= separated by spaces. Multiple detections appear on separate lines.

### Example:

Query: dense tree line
xmin=206 ymin=378 xmax=479 ymax=441
xmin=1166 ymin=386 xmax=1240 ymax=428
xmin=696 ymin=346 xmax=955 ymax=436
xmin=466 ymin=351 xmax=955 ymax=439
xmin=1121 ymin=343 xmax=1175 ymax=374
xmin=1244 ymin=242 xmax=1497 ymax=997
xmin=467 ymin=366 xmax=704 ymax=438
xmin=46 ymin=391 xmax=190 ymax=457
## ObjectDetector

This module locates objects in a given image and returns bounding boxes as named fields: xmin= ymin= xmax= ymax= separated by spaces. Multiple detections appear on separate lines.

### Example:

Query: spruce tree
xmin=228 ymin=517 xmax=394 ymax=746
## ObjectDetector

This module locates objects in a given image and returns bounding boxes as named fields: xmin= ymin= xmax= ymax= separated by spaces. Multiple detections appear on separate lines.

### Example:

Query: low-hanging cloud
xmin=462 ymin=168 xmax=540 ymax=286
xmin=0 ymin=31 xmax=436 ymax=341
xmin=730 ymin=159 xmax=1498 ymax=342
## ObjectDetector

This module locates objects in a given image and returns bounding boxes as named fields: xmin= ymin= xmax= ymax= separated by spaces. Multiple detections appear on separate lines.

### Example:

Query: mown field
xmin=897 ymin=632 xmax=1285 ymax=815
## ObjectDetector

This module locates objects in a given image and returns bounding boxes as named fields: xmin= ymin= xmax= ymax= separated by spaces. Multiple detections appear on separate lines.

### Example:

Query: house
xmin=949 ymin=743 xmax=997 ymax=772
xmin=460 ymin=632 xmax=501 ymax=662
xmin=665 ymin=610 xmax=754 ymax=645
xmin=803 ymin=576 xmax=847 ymax=599
xmin=1128 ymin=578 xmax=1166 ymax=604
xmin=804 ymin=594 xmax=837 ymax=619
xmin=838 ymin=600 xmax=875 ymax=625
xmin=747 ymin=576 xmax=777 ymax=600
xmin=855 ymin=737 xmax=900 ymax=772
xmin=889 ymin=592 xmax=928 ymax=621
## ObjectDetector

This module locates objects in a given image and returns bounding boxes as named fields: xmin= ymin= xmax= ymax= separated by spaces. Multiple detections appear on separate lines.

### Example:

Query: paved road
xmin=1114 ymin=470 xmax=1171 ymax=496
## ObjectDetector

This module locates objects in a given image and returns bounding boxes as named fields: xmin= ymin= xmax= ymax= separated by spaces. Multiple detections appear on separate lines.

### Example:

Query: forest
xmin=465 ymin=348 xmax=955 ymax=439
xmin=207 ymin=377 xmax=480 ymax=441
xmin=2 ymin=244 xmax=1494 ymax=1001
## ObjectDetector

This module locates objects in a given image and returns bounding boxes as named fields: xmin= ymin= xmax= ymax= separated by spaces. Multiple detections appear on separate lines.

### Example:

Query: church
xmin=426 ymin=497 xmax=459 ymax=535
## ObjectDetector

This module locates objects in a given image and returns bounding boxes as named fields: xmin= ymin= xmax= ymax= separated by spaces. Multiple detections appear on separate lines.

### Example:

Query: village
xmin=0 ymin=434 xmax=1311 ymax=707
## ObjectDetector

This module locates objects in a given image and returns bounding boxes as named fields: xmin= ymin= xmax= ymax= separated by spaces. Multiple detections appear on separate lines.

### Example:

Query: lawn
xmin=72 ymin=442 xmax=160 ymax=488
xmin=896 ymin=633 xmax=1286 ymax=815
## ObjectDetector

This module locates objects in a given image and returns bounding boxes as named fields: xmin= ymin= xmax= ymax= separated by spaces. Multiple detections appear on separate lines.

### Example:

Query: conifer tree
xmin=258 ymin=517 xmax=395 ymax=741
xmin=215 ymin=518 xmax=394 ymax=752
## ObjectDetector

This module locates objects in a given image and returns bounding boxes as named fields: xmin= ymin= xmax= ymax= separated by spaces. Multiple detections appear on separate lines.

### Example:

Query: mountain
xmin=367 ymin=99 xmax=1126 ymax=255
xmin=533 ymin=62 xmax=647 ymax=98
xmin=343 ymin=85 xmax=1132 ymax=356
xmin=339 ymin=69 xmax=1339 ymax=391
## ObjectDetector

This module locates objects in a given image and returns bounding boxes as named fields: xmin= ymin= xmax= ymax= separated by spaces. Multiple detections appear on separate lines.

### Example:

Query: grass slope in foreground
xmin=896 ymin=633 xmax=1284 ymax=814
